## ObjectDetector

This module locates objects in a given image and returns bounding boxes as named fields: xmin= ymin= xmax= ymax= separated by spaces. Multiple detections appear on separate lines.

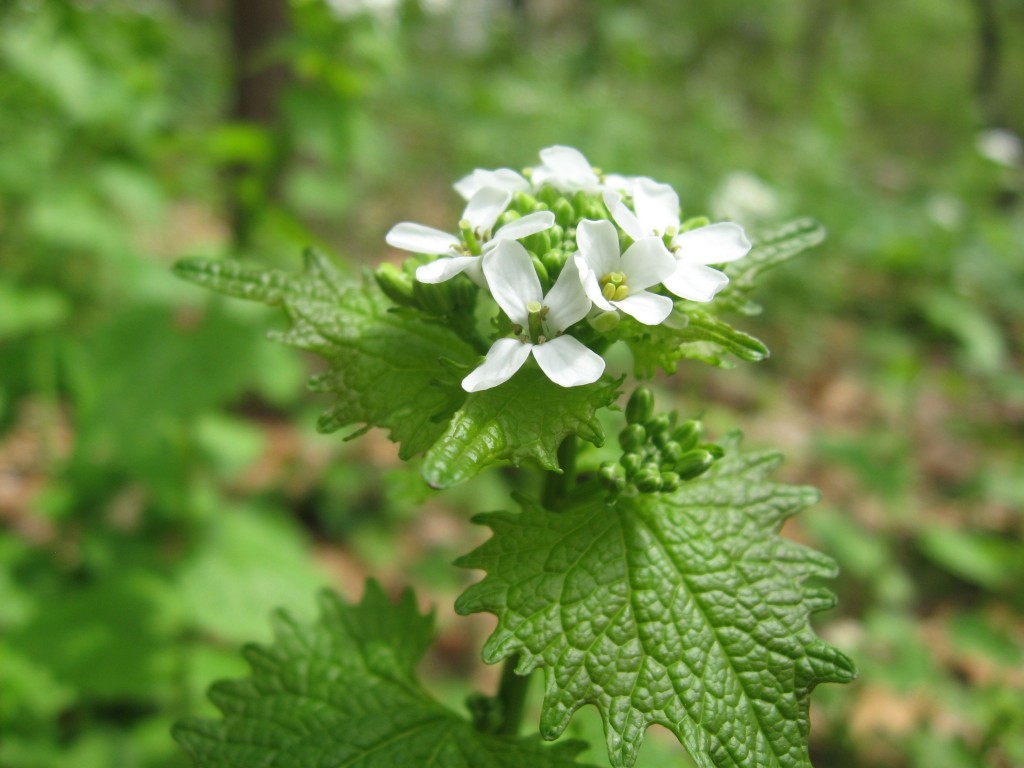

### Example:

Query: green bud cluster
xmin=374 ymin=258 xmax=477 ymax=317
xmin=600 ymin=387 xmax=723 ymax=498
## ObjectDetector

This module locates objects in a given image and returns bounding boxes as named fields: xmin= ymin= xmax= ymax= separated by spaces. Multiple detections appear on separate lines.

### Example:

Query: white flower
xmin=453 ymin=168 xmax=530 ymax=200
xmin=574 ymin=219 xmax=676 ymax=326
xmin=462 ymin=241 xmax=604 ymax=392
xmin=530 ymin=145 xmax=603 ymax=194
xmin=605 ymin=179 xmax=751 ymax=302
xmin=386 ymin=187 xmax=554 ymax=285
xmin=602 ymin=173 xmax=659 ymax=198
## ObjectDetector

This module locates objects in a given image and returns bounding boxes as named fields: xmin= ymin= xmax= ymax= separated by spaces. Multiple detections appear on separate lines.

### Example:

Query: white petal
xmin=544 ymin=258 xmax=591 ymax=332
xmin=462 ymin=338 xmax=532 ymax=392
xmin=531 ymin=335 xmax=605 ymax=387
xmin=603 ymin=191 xmax=647 ymax=242
xmin=492 ymin=211 xmax=555 ymax=242
xmin=575 ymin=219 xmax=621 ymax=276
xmin=602 ymin=174 xmax=639 ymax=196
xmin=613 ymin=290 xmax=674 ymax=325
xmin=534 ymin=145 xmax=599 ymax=191
xmin=462 ymin=187 xmax=512 ymax=232
xmin=672 ymin=222 xmax=751 ymax=265
xmin=662 ymin=263 xmax=729 ymax=302
xmin=620 ymin=237 xmax=677 ymax=290
xmin=574 ymin=252 xmax=614 ymax=312
xmin=633 ymin=179 xmax=680 ymax=235
xmin=454 ymin=168 xmax=529 ymax=200
xmin=482 ymin=241 xmax=541 ymax=326
xmin=415 ymin=255 xmax=480 ymax=284
xmin=386 ymin=223 xmax=459 ymax=255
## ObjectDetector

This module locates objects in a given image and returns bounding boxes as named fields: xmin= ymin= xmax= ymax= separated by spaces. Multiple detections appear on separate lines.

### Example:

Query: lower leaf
xmin=455 ymin=434 xmax=856 ymax=768
xmin=174 ymin=581 xmax=594 ymax=768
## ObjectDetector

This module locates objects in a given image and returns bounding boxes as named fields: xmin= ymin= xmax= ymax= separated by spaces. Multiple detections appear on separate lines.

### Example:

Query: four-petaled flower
xmin=386 ymin=187 xmax=554 ymax=285
xmin=574 ymin=219 xmax=677 ymax=326
xmin=462 ymin=241 xmax=605 ymax=392
xmin=605 ymin=178 xmax=751 ymax=302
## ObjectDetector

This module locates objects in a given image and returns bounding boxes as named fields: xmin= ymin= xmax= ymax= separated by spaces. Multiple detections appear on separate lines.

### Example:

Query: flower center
xmin=599 ymin=271 xmax=629 ymax=302
xmin=526 ymin=301 xmax=548 ymax=344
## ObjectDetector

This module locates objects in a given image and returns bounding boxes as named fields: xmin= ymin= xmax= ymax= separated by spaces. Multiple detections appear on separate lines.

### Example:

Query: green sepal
xmin=173 ymin=581 xmax=594 ymax=768
xmin=456 ymin=433 xmax=856 ymax=768
xmin=421 ymin=368 xmax=622 ymax=488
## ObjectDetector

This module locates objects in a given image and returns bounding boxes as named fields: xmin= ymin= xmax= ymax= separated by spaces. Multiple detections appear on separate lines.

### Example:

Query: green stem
xmin=493 ymin=437 xmax=579 ymax=735
xmin=495 ymin=654 xmax=531 ymax=735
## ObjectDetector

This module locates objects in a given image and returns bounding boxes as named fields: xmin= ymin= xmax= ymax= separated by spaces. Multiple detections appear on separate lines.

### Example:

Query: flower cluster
xmin=384 ymin=146 xmax=752 ymax=392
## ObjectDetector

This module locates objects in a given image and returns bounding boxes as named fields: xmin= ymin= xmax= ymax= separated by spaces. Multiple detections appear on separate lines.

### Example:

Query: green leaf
xmin=621 ymin=311 xmax=768 ymax=376
xmin=716 ymin=219 xmax=827 ymax=315
xmin=175 ymin=252 xmax=479 ymax=459
xmin=422 ymin=367 xmax=621 ymax=489
xmin=456 ymin=434 xmax=855 ymax=768
xmin=174 ymin=581 xmax=593 ymax=768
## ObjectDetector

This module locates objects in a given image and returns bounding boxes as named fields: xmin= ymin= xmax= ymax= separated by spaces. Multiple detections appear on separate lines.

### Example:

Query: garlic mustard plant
xmin=173 ymin=145 xmax=854 ymax=768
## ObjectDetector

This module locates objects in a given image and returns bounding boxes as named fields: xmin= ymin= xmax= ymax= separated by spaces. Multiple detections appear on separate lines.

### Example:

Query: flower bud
xmin=587 ymin=310 xmax=620 ymax=333
xmin=619 ymin=452 xmax=642 ymax=476
xmin=375 ymin=262 xmax=416 ymax=307
xmin=618 ymin=423 xmax=646 ymax=452
xmin=531 ymin=256 xmax=551 ymax=292
xmin=523 ymin=228 xmax=552 ymax=257
xmin=599 ymin=461 xmax=626 ymax=491
xmin=634 ymin=467 xmax=663 ymax=493
xmin=661 ymin=440 xmax=683 ymax=464
xmin=496 ymin=209 xmax=521 ymax=228
xmin=625 ymin=387 xmax=654 ymax=424
xmin=413 ymin=279 xmax=454 ymax=315
xmin=675 ymin=449 xmax=715 ymax=480
xmin=553 ymin=198 xmax=575 ymax=229
xmin=648 ymin=414 xmax=672 ymax=439
xmin=670 ymin=420 xmax=702 ymax=452
xmin=541 ymin=248 xmax=566 ymax=279
xmin=660 ymin=471 xmax=681 ymax=492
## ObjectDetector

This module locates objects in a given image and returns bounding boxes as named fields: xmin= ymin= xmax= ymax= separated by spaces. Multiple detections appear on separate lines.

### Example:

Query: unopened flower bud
xmin=599 ymin=461 xmax=626 ymax=491
xmin=634 ymin=468 xmax=663 ymax=493
xmin=375 ymin=262 xmax=416 ymax=307
xmin=625 ymin=387 xmax=654 ymax=425
xmin=619 ymin=423 xmax=646 ymax=452
xmin=541 ymin=248 xmax=566 ymax=279
xmin=661 ymin=440 xmax=683 ymax=464
xmin=649 ymin=414 xmax=672 ymax=439
xmin=660 ymin=471 xmax=681 ymax=492
xmin=413 ymin=279 xmax=454 ymax=315
xmin=553 ymin=198 xmax=575 ymax=228
xmin=675 ymin=449 xmax=715 ymax=480
xmin=588 ymin=310 xmax=620 ymax=333
xmin=671 ymin=420 xmax=702 ymax=451
xmin=531 ymin=256 xmax=551 ymax=292
xmin=619 ymin=452 xmax=642 ymax=476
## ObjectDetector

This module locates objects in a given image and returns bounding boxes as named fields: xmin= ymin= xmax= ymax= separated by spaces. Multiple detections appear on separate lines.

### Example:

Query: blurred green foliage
xmin=1 ymin=1 xmax=1022 ymax=766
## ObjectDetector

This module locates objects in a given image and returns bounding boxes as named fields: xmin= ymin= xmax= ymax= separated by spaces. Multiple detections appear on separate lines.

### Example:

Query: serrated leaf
xmin=175 ymin=252 xmax=478 ymax=458
xmin=174 ymin=581 xmax=594 ymax=768
xmin=456 ymin=434 xmax=856 ymax=768
xmin=716 ymin=219 xmax=826 ymax=314
xmin=621 ymin=311 xmax=768 ymax=377
xmin=422 ymin=367 xmax=621 ymax=489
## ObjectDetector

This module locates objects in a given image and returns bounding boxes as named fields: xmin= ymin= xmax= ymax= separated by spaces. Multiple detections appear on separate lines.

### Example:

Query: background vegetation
xmin=1 ymin=1 xmax=1022 ymax=766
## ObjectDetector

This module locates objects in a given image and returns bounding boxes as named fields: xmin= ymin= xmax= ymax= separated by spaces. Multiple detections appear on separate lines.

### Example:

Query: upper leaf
xmin=175 ymin=252 xmax=478 ymax=459
xmin=174 ymin=581 xmax=594 ymax=768
xmin=456 ymin=434 xmax=856 ymax=768
xmin=716 ymin=219 xmax=827 ymax=315
xmin=421 ymin=367 xmax=621 ymax=488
